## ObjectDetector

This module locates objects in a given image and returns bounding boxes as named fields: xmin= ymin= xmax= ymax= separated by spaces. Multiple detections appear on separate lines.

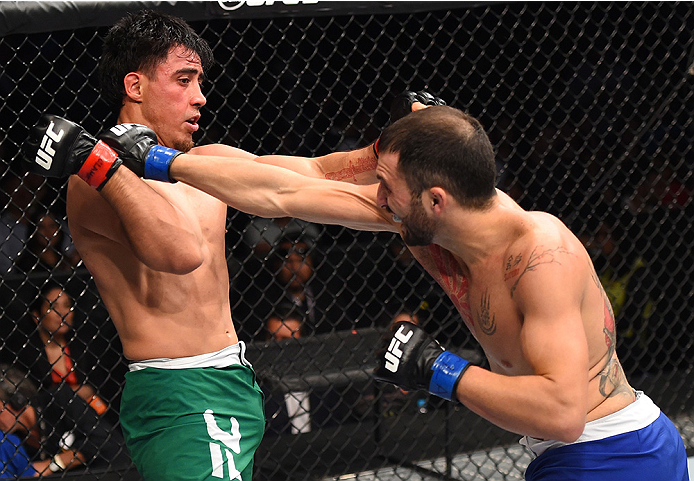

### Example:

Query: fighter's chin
xmin=172 ymin=138 xmax=195 ymax=153
xmin=400 ymin=227 xmax=434 ymax=247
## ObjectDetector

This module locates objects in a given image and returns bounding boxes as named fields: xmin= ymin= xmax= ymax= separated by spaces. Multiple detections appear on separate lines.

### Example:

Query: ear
xmin=123 ymin=72 xmax=143 ymax=102
xmin=427 ymin=187 xmax=447 ymax=216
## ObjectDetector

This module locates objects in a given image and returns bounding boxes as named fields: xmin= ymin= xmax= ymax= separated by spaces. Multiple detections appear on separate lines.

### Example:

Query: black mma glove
xmin=374 ymin=321 xmax=470 ymax=401
xmin=373 ymin=90 xmax=447 ymax=158
xmin=390 ymin=90 xmax=447 ymax=124
xmin=23 ymin=115 xmax=122 ymax=190
xmin=100 ymin=124 xmax=182 ymax=182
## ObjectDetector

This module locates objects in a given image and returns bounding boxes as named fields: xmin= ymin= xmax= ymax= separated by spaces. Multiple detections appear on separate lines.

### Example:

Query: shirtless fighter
xmin=26 ymin=103 xmax=687 ymax=478
xmin=21 ymin=10 xmax=440 ymax=481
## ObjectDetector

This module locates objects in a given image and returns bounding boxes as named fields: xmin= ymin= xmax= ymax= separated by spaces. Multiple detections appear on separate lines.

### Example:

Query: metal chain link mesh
xmin=1 ymin=2 xmax=693 ymax=480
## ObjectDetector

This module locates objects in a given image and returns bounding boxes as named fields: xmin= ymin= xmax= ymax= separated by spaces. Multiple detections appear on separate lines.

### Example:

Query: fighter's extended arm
xmin=194 ymin=142 xmax=379 ymax=185
xmin=95 ymin=123 xmax=397 ymax=232
xmin=251 ymin=91 xmax=446 ymax=184
xmin=257 ymin=145 xmax=379 ymax=184
xmin=170 ymin=153 xmax=397 ymax=232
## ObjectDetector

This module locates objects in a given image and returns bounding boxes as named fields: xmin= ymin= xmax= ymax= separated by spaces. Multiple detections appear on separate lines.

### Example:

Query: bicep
xmin=257 ymin=146 xmax=378 ymax=184
xmin=67 ymin=177 xmax=128 ymax=245
xmin=254 ymin=154 xmax=324 ymax=179
xmin=191 ymin=143 xmax=256 ymax=160
xmin=515 ymin=259 xmax=589 ymax=385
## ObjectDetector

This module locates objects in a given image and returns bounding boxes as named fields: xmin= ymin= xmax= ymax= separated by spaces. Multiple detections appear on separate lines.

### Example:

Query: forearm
xmin=375 ymin=322 xmax=587 ymax=443
xmin=97 ymin=168 xmax=204 ymax=273
xmin=456 ymin=367 xmax=587 ymax=442
xmin=256 ymin=144 xmax=378 ymax=184
xmin=33 ymin=450 xmax=86 ymax=475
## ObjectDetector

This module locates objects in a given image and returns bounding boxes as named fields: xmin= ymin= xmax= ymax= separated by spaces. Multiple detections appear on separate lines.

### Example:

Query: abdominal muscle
xmin=91 ymin=255 xmax=239 ymax=362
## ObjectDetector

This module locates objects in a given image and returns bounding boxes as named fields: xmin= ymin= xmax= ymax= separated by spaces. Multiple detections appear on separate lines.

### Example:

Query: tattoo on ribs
xmin=509 ymin=246 xmax=572 ymax=297
xmin=599 ymin=355 xmax=632 ymax=399
xmin=477 ymin=289 xmax=497 ymax=336
xmin=598 ymin=285 xmax=629 ymax=399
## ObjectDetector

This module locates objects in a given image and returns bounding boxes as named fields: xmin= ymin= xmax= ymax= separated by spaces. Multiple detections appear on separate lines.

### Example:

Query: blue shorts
xmin=525 ymin=412 xmax=687 ymax=480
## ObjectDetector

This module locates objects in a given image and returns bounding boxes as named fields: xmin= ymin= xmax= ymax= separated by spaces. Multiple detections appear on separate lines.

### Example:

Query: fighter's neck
xmin=432 ymin=193 xmax=526 ymax=268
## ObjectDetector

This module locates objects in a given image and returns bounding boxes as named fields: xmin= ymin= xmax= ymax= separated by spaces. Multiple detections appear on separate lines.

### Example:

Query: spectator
xmin=13 ymin=209 xmax=80 ymax=276
xmin=266 ymin=301 xmax=305 ymax=341
xmin=261 ymin=302 xmax=360 ymax=436
xmin=0 ymin=364 xmax=128 ymax=476
xmin=0 ymin=172 xmax=48 ymax=276
xmin=233 ymin=232 xmax=353 ymax=341
xmin=243 ymin=217 xmax=320 ymax=258
xmin=264 ymin=303 xmax=311 ymax=435
xmin=10 ymin=281 xmax=108 ymax=416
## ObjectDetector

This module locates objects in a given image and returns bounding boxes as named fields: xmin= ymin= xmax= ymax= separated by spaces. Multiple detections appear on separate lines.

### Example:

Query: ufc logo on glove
xmin=35 ymin=120 xmax=64 ymax=169
xmin=374 ymin=320 xmax=470 ymax=401
xmin=109 ymin=123 xmax=139 ymax=136
xmin=384 ymin=324 xmax=414 ymax=372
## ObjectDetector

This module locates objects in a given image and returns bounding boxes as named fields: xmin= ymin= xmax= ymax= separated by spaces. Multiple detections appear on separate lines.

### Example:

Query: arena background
xmin=1 ymin=1 xmax=693 ymax=479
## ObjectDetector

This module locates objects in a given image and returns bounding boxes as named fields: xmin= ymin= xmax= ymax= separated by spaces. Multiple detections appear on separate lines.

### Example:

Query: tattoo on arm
xmin=324 ymin=156 xmax=377 ymax=182
xmin=477 ymin=289 xmax=497 ymax=336
xmin=509 ymin=246 xmax=573 ymax=297
xmin=504 ymin=254 xmax=523 ymax=281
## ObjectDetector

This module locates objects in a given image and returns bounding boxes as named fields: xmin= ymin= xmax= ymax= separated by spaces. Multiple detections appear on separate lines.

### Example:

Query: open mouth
xmin=185 ymin=115 xmax=200 ymax=128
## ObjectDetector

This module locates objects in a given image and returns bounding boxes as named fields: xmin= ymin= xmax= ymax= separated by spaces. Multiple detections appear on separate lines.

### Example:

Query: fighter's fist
xmin=373 ymin=91 xmax=447 ymax=158
xmin=100 ymin=124 xmax=181 ymax=183
xmin=373 ymin=321 xmax=470 ymax=401
xmin=390 ymin=90 xmax=446 ymax=124
xmin=23 ymin=115 xmax=121 ymax=190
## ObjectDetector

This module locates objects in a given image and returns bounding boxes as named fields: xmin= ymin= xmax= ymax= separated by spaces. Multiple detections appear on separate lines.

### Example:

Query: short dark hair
xmin=378 ymin=106 xmax=497 ymax=209
xmin=99 ymin=9 xmax=214 ymax=109
xmin=0 ymin=364 xmax=37 ymax=410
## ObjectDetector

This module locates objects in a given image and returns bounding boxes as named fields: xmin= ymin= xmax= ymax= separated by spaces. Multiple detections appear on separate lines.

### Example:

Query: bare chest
xmin=411 ymin=244 xmax=525 ymax=370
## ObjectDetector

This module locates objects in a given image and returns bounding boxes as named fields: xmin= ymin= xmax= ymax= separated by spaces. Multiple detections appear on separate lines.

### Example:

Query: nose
xmin=376 ymin=184 xmax=389 ymax=211
xmin=192 ymin=82 xmax=206 ymax=108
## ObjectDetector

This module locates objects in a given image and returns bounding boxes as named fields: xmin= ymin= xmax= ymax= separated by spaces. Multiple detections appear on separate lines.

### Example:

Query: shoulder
xmin=504 ymin=212 xmax=589 ymax=302
xmin=513 ymin=212 xmax=584 ymax=259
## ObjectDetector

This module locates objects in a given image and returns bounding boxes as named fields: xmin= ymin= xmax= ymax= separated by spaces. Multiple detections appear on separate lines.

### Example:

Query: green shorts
xmin=120 ymin=345 xmax=265 ymax=481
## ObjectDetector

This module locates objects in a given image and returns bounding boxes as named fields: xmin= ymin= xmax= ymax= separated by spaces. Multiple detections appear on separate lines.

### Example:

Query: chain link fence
xmin=1 ymin=1 xmax=693 ymax=479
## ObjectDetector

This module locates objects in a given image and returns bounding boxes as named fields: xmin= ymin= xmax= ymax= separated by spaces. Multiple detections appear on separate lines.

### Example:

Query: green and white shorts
xmin=120 ymin=342 xmax=265 ymax=481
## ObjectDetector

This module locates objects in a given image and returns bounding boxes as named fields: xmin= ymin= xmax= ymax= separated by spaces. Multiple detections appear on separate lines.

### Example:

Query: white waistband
xmin=520 ymin=391 xmax=661 ymax=457
xmin=128 ymin=342 xmax=249 ymax=372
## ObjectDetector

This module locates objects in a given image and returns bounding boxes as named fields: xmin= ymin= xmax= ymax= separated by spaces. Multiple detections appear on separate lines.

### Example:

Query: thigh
xmin=121 ymin=366 xmax=265 ymax=481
